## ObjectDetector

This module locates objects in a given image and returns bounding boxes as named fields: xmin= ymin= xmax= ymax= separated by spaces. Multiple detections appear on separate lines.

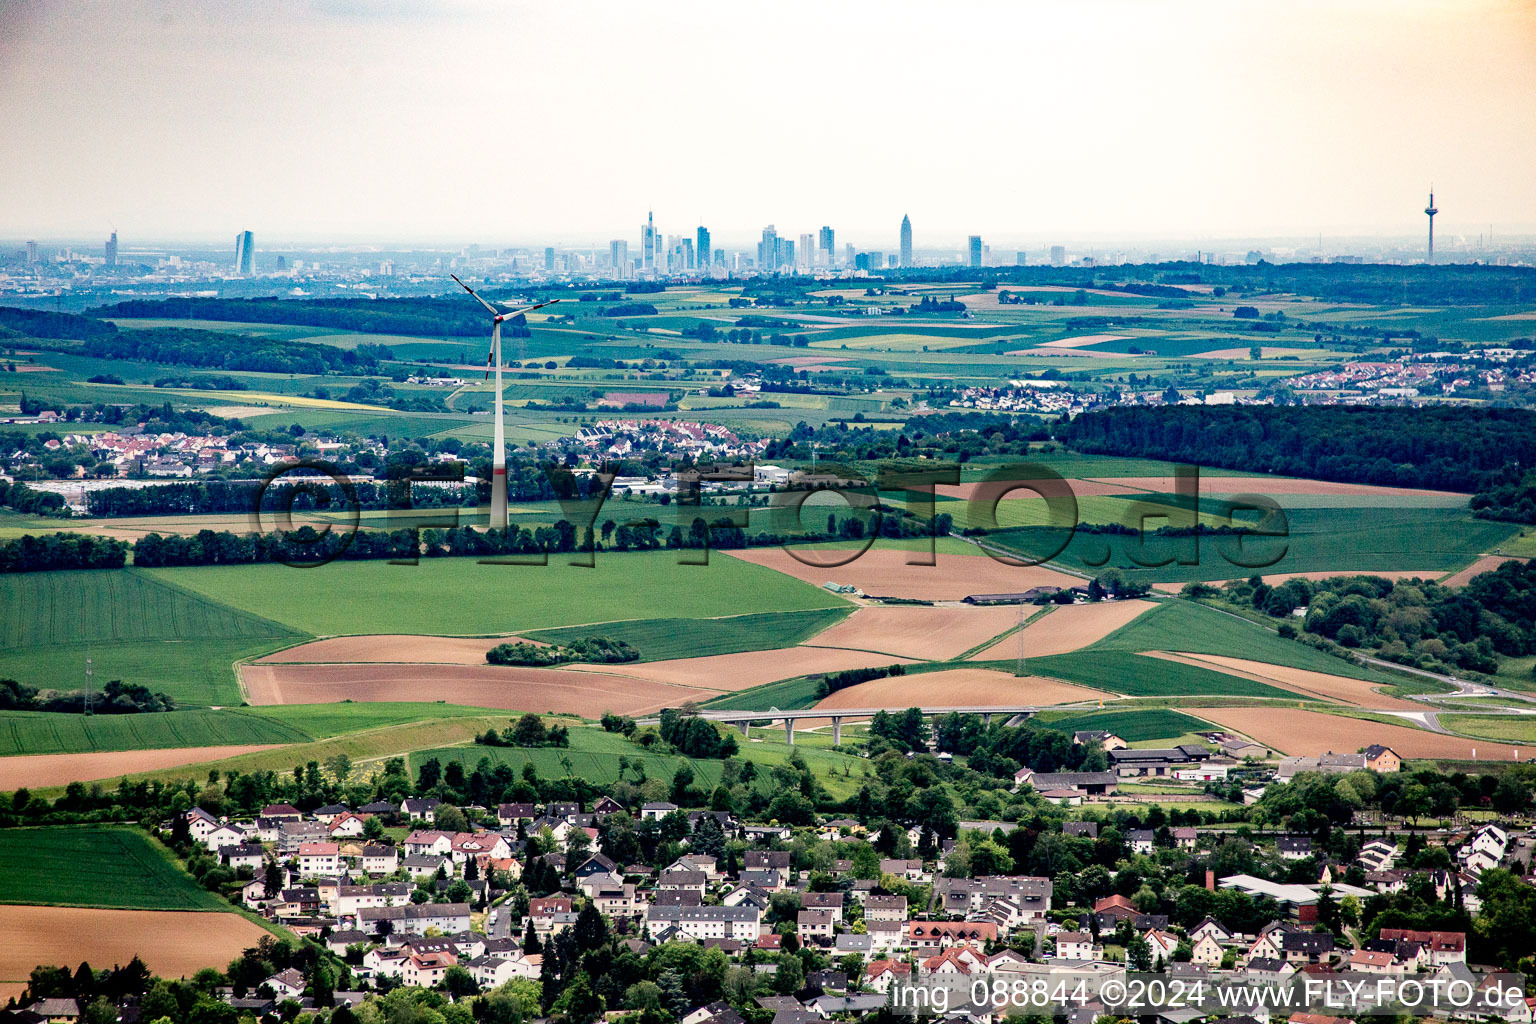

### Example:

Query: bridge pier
xmin=832 ymin=716 xmax=843 ymax=746
xmin=983 ymin=713 xmax=993 ymax=727
xmin=739 ymin=721 xmax=750 ymax=736
xmin=784 ymin=718 xmax=795 ymax=745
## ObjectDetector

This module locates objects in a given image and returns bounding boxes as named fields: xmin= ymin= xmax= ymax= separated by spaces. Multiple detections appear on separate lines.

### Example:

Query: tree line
xmin=1063 ymin=405 xmax=1536 ymax=493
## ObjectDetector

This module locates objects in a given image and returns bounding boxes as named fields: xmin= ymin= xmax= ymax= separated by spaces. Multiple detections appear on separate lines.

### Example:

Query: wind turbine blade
xmin=450 ymin=273 xmax=502 ymax=317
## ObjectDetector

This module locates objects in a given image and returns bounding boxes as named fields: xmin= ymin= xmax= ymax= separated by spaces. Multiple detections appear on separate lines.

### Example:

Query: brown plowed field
xmin=969 ymin=600 xmax=1155 ymax=660
xmin=724 ymin=547 xmax=1079 ymax=601
xmin=804 ymin=605 xmax=1021 ymax=660
xmin=1145 ymin=652 xmax=1420 ymax=709
xmin=1083 ymin=476 xmax=1467 ymax=498
xmin=258 ymin=634 xmax=519 ymax=664
xmin=566 ymin=646 xmax=915 ymax=691
xmin=0 ymin=746 xmax=283 ymax=791
xmin=814 ymin=668 xmax=1107 ymax=709
xmin=241 ymin=663 xmax=714 ymax=716
xmin=1186 ymin=707 xmax=1522 ymax=760
xmin=1442 ymin=555 xmax=1524 ymax=587
xmin=0 ymin=906 xmax=271 ymax=981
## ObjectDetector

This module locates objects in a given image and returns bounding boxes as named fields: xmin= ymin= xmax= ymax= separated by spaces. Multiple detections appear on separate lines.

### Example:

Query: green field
xmin=1024 ymin=650 xmax=1293 ymax=699
xmin=523 ymin=608 xmax=850 ymax=661
xmin=699 ymin=675 xmax=826 ymax=712
xmin=0 ymin=702 xmax=510 ymax=756
xmin=0 ymin=826 xmax=226 ymax=910
xmin=1033 ymin=708 xmax=1210 ymax=743
xmin=420 ymin=722 xmax=870 ymax=799
xmin=1087 ymin=600 xmax=1396 ymax=681
xmin=0 ymin=570 xmax=299 ymax=648
xmin=146 ymin=550 xmax=846 ymax=636
xmin=989 ymin=507 xmax=1514 ymax=584
xmin=0 ymin=636 xmax=290 ymax=708
xmin=0 ymin=708 xmax=308 ymax=756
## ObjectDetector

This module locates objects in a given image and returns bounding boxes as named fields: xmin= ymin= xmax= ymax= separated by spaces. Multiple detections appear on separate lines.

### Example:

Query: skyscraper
xmin=544 ymin=247 xmax=556 ymax=272
xmin=899 ymin=215 xmax=912 ymax=267
xmin=610 ymin=239 xmax=629 ymax=278
xmin=641 ymin=210 xmax=655 ymax=271
xmin=758 ymin=225 xmax=779 ymax=271
xmin=234 ymin=230 xmax=255 ymax=275
xmin=696 ymin=226 xmax=710 ymax=269
xmin=819 ymin=226 xmax=835 ymax=265
xmin=798 ymin=233 xmax=814 ymax=270
xmin=967 ymin=235 xmax=982 ymax=269
xmin=1049 ymin=245 xmax=1066 ymax=266
xmin=104 ymin=232 xmax=117 ymax=268
xmin=25 ymin=241 xmax=38 ymax=263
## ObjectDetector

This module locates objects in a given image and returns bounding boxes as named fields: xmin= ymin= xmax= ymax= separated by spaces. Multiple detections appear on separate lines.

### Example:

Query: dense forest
xmin=90 ymin=295 xmax=511 ymax=337
xmin=79 ymin=325 xmax=390 ymax=375
xmin=1062 ymin=405 xmax=1536 ymax=493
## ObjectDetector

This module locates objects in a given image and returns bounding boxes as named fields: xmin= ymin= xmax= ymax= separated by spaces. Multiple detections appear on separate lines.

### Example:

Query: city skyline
xmin=3 ymin=0 xmax=1535 ymax=242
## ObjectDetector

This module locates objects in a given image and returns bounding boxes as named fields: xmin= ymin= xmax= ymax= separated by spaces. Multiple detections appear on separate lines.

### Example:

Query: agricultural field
xmin=994 ymin=506 xmax=1517 ymax=585
xmin=419 ymin=722 xmax=871 ymax=800
xmin=523 ymin=608 xmax=851 ymax=661
xmin=0 ymin=827 xmax=226 ymax=910
xmin=1033 ymin=708 xmax=1211 ymax=745
xmin=146 ymin=549 xmax=847 ymax=636
xmin=1021 ymin=650 xmax=1294 ymax=699
xmin=0 ymin=906 xmax=274 ymax=987
xmin=0 ymin=708 xmax=308 ymax=756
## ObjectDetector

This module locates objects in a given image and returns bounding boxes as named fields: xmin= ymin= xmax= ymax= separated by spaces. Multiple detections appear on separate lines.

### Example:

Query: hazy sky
xmin=3 ymin=0 xmax=1535 ymax=247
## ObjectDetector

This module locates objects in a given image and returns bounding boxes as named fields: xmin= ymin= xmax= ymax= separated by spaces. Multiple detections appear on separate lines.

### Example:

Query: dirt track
xmin=1442 ymin=555 xmax=1524 ymax=587
xmin=1145 ymin=652 xmax=1420 ymax=709
xmin=969 ymin=600 xmax=1155 ymax=660
xmin=724 ymin=547 xmax=1078 ymax=601
xmin=805 ymin=604 xmax=1020 ymax=660
xmin=814 ymin=668 xmax=1107 ymax=709
xmin=566 ymin=646 xmax=915 ymax=691
xmin=258 ymin=634 xmax=515 ymax=664
xmin=1187 ymin=707 xmax=1523 ymax=760
xmin=0 ymin=746 xmax=284 ymax=791
xmin=241 ymin=663 xmax=715 ymax=716
xmin=0 ymin=906 xmax=271 ymax=981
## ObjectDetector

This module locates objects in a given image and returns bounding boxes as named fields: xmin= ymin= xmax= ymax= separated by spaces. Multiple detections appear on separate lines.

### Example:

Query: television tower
xmin=1424 ymin=188 xmax=1439 ymax=264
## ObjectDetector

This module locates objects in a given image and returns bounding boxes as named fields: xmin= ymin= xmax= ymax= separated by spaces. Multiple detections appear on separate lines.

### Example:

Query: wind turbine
xmin=450 ymin=274 xmax=559 ymax=528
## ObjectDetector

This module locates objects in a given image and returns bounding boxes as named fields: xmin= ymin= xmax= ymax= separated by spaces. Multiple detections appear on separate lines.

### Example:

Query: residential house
xmin=1054 ymin=931 xmax=1097 ymax=961
xmin=646 ymin=905 xmax=761 ymax=942
xmin=400 ymin=798 xmax=440 ymax=823
xmin=360 ymin=845 xmax=399 ymax=875
xmin=907 ymin=920 xmax=997 ymax=954
xmin=358 ymin=903 xmax=471 ymax=936
xmin=224 ymin=843 xmax=265 ymax=874
xmin=797 ymin=909 xmax=834 ymax=944
xmin=640 ymin=801 xmax=678 ymax=821
xmin=297 ymin=843 xmax=341 ymax=877
xmin=864 ymin=894 xmax=907 ymax=922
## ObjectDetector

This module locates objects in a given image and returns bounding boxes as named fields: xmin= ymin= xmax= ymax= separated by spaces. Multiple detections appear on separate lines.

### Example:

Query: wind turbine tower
xmin=1425 ymin=188 xmax=1439 ymax=264
xmin=450 ymin=275 xmax=559 ymax=528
